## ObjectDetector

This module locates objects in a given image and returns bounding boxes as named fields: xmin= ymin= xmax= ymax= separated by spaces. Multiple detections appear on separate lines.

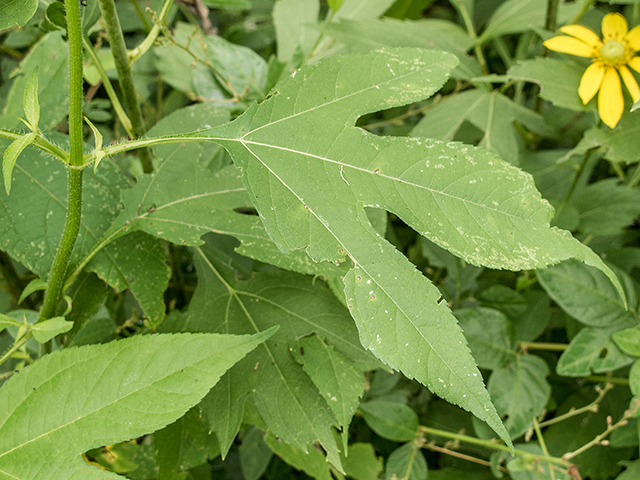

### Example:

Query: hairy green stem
xmin=98 ymin=0 xmax=154 ymax=173
xmin=38 ymin=0 xmax=85 ymax=323
xmin=0 ymin=332 xmax=32 ymax=367
xmin=0 ymin=129 xmax=70 ymax=163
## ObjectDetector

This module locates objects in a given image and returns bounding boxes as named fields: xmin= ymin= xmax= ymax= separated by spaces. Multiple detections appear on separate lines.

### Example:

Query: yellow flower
xmin=544 ymin=13 xmax=640 ymax=128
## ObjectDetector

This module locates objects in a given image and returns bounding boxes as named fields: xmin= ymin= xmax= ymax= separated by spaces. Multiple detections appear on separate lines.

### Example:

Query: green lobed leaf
xmin=384 ymin=442 xmax=427 ymax=480
xmin=0 ymin=329 xmax=275 ymax=480
xmin=359 ymin=400 xmax=419 ymax=442
xmin=167 ymin=243 xmax=377 ymax=468
xmin=557 ymin=324 xmax=636 ymax=377
xmin=536 ymin=259 xmax=635 ymax=327
xmin=101 ymin=103 xmax=344 ymax=278
xmin=487 ymin=355 xmax=551 ymax=438
xmin=291 ymin=333 xmax=365 ymax=445
xmin=0 ymin=0 xmax=38 ymax=30
xmin=198 ymin=48 xmax=623 ymax=445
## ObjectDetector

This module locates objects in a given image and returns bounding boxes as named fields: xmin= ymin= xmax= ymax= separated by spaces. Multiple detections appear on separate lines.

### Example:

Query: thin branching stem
xmin=538 ymin=383 xmax=613 ymax=428
xmin=419 ymin=426 xmax=573 ymax=468
xmin=98 ymin=0 xmax=154 ymax=173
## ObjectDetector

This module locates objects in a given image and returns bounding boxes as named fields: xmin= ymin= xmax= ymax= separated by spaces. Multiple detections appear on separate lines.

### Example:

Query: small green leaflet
xmin=195 ymin=47 xmax=623 ymax=445
xmin=22 ymin=67 xmax=40 ymax=133
xmin=2 ymin=132 xmax=35 ymax=194
xmin=0 ymin=330 xmax=275 ymax=480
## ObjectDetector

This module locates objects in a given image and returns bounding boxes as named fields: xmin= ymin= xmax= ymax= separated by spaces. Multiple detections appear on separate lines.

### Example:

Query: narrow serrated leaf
xmin=2 ymin=132 xmax=35 ymax=195
xmin=0 ymin=330 xmax=275 ymax=480
xmin=23 ymin=67 xmax=39 ymax=132
xmin=198 ymin=48 xmax=623 ymax=446
xmin=169 ymin=244 xmax=376 ymax=469
xmin=291 ymin=333 xmax=365 ymax=445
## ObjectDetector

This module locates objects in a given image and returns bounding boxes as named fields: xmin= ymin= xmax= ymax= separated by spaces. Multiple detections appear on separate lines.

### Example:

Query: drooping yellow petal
xmin=579 ymin=62 xmax=606 ymax=103
xmin=598 ymin=67 xmax=624 ymax=128
xmin=602 ymin=13 xmax=628 ymax=42
xmin=618 ymin=65 xmax=640 ymax=102
xmin=560 ymin=25 xmax=602 ymax=49
xmin=626 ymin=25 xmax=640 ymax=51
xmin=543 ymin=36 xmax=597 ymax=57
xmin=628 ymin=56 xmax=640 ymax=73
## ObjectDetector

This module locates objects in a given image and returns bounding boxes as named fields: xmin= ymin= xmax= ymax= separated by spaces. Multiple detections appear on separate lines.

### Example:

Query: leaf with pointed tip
xmin=291 ymin=333 xmax=365 ymax=445
xmin=196 ymin=47 xmax=623 ymax=446
xmin=22 ymin=67 xmax=39 ymax=132
xmin=0 ymin=330 xmax=275 ymax=480
xmin=166 ymin=243 xmax=377 ymax=467
xmin=100 ymin=103 xmax=345 ymax=278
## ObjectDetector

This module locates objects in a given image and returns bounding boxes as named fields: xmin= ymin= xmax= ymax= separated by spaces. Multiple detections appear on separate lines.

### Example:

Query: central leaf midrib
xmin=0 ymin=337 xmax=230 ymax=462
xmin=239 ymin=138 xmax=544 ymax=227
xmin=239 ymin=142 xmax=491 ymax=413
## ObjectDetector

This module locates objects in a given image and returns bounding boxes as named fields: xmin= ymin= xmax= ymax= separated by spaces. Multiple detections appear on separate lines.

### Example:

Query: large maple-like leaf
xmin=180 ymin=47 xmax=624 ymax=445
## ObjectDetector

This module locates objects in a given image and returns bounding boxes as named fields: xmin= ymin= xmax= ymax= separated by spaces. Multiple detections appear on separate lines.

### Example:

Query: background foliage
xmin=1 ymin=0 xmax=640 ymax=479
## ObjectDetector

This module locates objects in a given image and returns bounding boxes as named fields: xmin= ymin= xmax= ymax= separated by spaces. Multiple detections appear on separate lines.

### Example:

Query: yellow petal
xmin=543 ymin=36 xmax=597 ymax=57
xmin=602 ymin=13 xmax=628 ymax=41
xmin=628 ymin=56 xmax=640 ymax=73
xmin=560 ymin=25 xmax=602 ymax=49
xmin=579 ymin=62 xmax=605 ymax=103
xmin=598 ymin=67 xmax=624 ymax=128
xmin=619 ymin=65 xmax=640 ymax=102
xmin=626 ymin=25 xmax=640 ymax=51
